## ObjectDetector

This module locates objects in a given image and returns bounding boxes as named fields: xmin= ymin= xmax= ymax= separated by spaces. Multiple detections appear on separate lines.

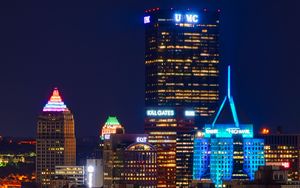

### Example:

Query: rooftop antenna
xmin=212 ymin=66 xmax=239 ymax=127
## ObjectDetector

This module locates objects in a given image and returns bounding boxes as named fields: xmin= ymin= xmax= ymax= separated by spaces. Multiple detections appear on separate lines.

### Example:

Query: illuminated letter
xmin=144 ymin=16 xmax=150 ymax=24
xmin=192 ymin=15 xmax=198 ymax=22
xmin=175 ymin=14 xmax=181 ymax=22
xmin=186 ymin=14 xmax=198 ymax=23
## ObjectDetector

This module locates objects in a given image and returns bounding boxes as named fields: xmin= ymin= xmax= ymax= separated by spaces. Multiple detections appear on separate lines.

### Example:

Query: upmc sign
xmin=174 ymin=13 xmax=199 ymax=23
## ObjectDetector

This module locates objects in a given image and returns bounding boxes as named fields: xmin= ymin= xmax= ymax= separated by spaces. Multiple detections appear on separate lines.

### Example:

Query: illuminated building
xmin=145 ymin=108 xmax=195 ymax=187
xmin=144 ymin=8 xmax=220 ymax=122
xmin=259 ymin=132 xmax=300 ymax=181
xmin=100 ymin=116 xmax=125 ymax=140
xmin=36 ymin=88 xmax=76 ymax=187
xmin=86 ymin=159 xmax=103 ymax=188
xmin=193 ymin=66 xmax=265 ymax=187
xmin=52 ymin=166 xmax=85 ymax=187
xmin=223 ymin=166 xmax=300 ymax=188
xmin=124 ymin=140 xmax=157 ymax=187
xmin=103 ymin=134 xmax=157 ymax=188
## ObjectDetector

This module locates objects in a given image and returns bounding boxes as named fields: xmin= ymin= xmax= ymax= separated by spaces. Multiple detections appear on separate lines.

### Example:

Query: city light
xmin=174 ymin=13 xmax=199 ymax=23
xmin=87 ymin=165 xmax=94 ymax=188
xmin=43 ymin=88 xmax=68 ymax=112
xmin=144 ymin=16 xmax=150 ymax=24
xmin=261 ymin=128 xmax=270 ymax=134
xmin=146 ymin=109 xmax=175 ymax=116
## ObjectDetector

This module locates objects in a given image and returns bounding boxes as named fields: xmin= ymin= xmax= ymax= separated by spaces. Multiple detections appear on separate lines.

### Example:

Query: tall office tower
xmin=144 ymin=8 xmax=220 ymax=122
xmin=259 ymin=130 xmax=300 ymax=181
xmin=36 ymin=88 xmax=76 ymax=187
xmin=145 ymin=108 xmax=196 ymax=187
xmin=192 ymin=67 xmax=265 ymax=187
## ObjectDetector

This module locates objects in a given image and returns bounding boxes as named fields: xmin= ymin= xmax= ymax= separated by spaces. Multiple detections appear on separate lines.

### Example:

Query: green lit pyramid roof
xmin=105 ymin=116 xmax=120 ymax=126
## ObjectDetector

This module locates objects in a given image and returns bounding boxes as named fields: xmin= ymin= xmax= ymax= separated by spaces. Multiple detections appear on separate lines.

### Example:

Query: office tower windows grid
xmin=36 ymin=89 xmax=76 ymax=187
xmin=145 ymin=9 xmax=220 ymax=121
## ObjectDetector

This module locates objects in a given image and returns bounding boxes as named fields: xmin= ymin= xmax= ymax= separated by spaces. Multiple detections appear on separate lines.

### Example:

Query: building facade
xmin=259 ymin=133 xmax=300 ymax=181
xmin=36 ymin=88 xmax=76 ymax=187
xmin=193 ymin=67 xmax=265 ymax=187
xmin=86 ymin=159 xmax=103 ymax=188
xmin=124 ymin=141 xmax=157 ymax=187
xmin=103 ymin=134 xmax=157 ymax=188
xmin=144 ymin=8 xmax=220 ymax=122
xmin=51 ymin=166 xmax=84 ymax=188
xmin=145 ymin=108 xmax=196 ymax=187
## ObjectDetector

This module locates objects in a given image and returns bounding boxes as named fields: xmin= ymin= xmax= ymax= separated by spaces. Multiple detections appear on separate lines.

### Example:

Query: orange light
xmin=261 ymin=128 xmax=270 ymax=135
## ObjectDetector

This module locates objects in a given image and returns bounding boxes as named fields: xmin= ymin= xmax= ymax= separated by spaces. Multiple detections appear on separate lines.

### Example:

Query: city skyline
xmin=1 ymin=0 xmax=300 ymax=137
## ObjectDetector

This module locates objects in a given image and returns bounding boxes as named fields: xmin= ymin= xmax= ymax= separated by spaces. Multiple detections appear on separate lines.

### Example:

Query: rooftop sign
xmin=174 ymin=13 xmax=199 ymax=23
xmin=146 ymin=109 xmax=175 ymax=117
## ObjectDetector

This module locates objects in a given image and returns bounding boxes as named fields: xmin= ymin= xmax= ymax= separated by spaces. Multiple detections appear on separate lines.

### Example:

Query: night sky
xmin=0 ymin=0 xmax=300 ymax=137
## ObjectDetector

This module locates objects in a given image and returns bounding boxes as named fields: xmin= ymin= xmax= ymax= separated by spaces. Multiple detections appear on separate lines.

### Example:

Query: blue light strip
xmin=228 ymin=66 xmax=231 ymax=98
xmin=229 ymin=97 xmax=239 ymax=127
xmin=212 ymin=96 xmax=227 ymax=127
xmin=212 ymin=66 xmax=240 ymax=127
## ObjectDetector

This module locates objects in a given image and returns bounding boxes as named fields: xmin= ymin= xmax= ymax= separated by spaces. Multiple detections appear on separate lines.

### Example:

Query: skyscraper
xmin=145 ymin=108 xmax=196 ymax=187
xmin=144 ymin=8 xmax=220 ymax=122
xmin=36 ymin=88 xmax=76 ymax=187
xmin=144 ymin=8 xmax=219 ymax=187
xmin=193 ymin=67 xmax=265 ymax=187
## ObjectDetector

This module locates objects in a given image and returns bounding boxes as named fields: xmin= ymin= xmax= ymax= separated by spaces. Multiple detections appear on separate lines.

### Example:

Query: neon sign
xmin=226 ymin=128 xmax=250 ymax=134
xmin=136 ymin=137 xmax=147 ymax=143
xmin=174 ymin=13 xmax=199 ymax=23
xmin=267 ymin=162 xmax=290 ymax=169
xmin=185 ymin=110 xmax=195 ymax=117
xmin=146 ymin=110 xmax=174 ymax=116
xmin=205 ymin=129 xmax=218 ymax=134
xmin=144 ymin=16 xmax=150 ymax=24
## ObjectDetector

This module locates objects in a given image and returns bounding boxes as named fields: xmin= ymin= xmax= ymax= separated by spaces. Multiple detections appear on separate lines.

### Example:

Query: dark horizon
xmin=0 ymin=0 xmax=300 ymax=137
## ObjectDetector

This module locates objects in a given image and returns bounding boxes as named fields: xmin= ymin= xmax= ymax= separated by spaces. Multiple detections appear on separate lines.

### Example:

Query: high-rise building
xmin=36 ymin=88 xmax=76 ymax=187
xmin=144 ymin=8 xmax=220 ymax=122
xmin=145 ymin=108 xmax=196 ymax=187
xmin=103 ymin=134 xmax=157 ymax=188
xmin=259 ymin=131 xmax=300 ymax=181
xmin=192 ymin=67 xmax=265 ymax=187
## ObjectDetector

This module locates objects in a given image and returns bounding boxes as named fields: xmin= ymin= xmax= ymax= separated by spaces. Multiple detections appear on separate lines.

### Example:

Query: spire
xmin=43 ymin=88 xmax=68 ymax=112
xmin=212 ymin=66 xmax=239 ymax=127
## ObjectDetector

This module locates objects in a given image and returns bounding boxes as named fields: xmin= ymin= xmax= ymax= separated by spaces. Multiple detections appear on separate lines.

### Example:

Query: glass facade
xmin=124 ymin=143 xmax=157 ymax=187
xmin=193 ymin=128 xmax=265 ymax=187
xmin=192 ymin=66 xmax=265 ymax=187
xmin=145 ymin=108 xmax=195 ymax=188
xmin=144 ymin=8 xmax=220 ymax=122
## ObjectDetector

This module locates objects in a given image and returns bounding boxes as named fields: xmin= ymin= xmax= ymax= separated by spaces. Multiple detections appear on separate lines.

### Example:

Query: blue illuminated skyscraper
xmin=193 ymin=66 xmax=265 ymax=187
